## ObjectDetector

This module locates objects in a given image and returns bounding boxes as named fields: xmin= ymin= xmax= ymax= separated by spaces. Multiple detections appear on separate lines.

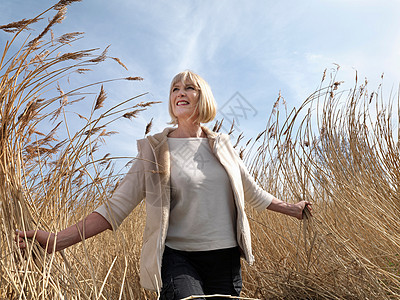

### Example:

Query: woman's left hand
xmin=294 ymin=201 xmax=312 ymax=220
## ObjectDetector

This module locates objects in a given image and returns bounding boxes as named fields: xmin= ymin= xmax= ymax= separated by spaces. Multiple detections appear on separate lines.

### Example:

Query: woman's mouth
xmin=176 ymin=100 xmax=189 ymax=106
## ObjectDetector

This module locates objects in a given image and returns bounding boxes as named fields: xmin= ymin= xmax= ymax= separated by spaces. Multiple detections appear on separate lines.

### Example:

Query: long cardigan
xmin=95 ymin=126 xmax=274 ymax=291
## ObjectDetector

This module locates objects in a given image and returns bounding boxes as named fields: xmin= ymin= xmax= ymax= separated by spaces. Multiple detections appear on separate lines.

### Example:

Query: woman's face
xmin=170 ymin=81 xmax=200 ymax=123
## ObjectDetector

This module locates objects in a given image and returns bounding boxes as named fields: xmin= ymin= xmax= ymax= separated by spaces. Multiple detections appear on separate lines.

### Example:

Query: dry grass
xmin=1 ymin=3 xmax=400 ymax=300
xmin=241 ymin=70 xmax=400 ymax=299
xmin=0 ymin=3 xmax=156 ymax=299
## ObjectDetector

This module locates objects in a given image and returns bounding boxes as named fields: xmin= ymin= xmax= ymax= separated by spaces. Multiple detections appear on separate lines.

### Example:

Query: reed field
xmin=1 ymin=2 xmax=400 ymax=299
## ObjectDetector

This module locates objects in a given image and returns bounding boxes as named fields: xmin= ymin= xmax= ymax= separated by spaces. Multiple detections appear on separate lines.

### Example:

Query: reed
xmin=1 ymin=2 xmax=400 ymax=299
xmin=0 ymin=2 xmax=156 ymax=299
xmin=242 ymin=69 xmax=400 ymax=299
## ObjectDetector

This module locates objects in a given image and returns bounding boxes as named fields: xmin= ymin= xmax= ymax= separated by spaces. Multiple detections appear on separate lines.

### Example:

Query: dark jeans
xmin=160 ymin=246 xmax=242 ymax=300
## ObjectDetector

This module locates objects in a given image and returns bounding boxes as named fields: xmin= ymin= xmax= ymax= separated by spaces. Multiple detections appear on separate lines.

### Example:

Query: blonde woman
xmin=17 ymin=70 xmax=312 ymax=299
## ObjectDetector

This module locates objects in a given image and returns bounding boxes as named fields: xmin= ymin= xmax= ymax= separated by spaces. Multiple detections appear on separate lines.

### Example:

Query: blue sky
xmin=1 ymin=0 xmax=400 ymax=162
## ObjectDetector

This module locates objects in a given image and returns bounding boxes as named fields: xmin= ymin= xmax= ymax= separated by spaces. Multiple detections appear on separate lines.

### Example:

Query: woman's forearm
xmin=55 ymin=212 xmax=112 ymax=251
xmin=267 ymin=197 xmax=311 ymax=220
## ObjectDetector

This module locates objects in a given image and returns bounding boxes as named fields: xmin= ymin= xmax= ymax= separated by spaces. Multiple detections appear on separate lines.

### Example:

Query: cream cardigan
xmin=95 ymin=126 xmax=274 ymax=291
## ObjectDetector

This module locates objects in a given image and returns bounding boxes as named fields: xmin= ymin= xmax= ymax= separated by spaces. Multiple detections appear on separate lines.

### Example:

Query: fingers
xmin=16 ymin=229 xmax=35 ymax=238
xmin=15 ymin=229 xmax=27 ymax=249
xmin=306 ymin=202 xmax=312 ymax=213
xmin=15 ymin=229 xmax=38 ymax=249
xmin=302 ymin=202 xmax=313 ymax=219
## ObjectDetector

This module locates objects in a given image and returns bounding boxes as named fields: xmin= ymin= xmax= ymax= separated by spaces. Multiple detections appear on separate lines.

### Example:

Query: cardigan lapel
xmin=146 ymin=128 xmax=173 ymax=254
xmin=146 ymin=127 xmax=171 ymax=181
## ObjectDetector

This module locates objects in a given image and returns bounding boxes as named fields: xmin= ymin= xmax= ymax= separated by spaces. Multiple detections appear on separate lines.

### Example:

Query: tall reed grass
xmin=1 ymin=2 xmax=156 ymax=299
xmin=1 ymin=2 xmax=400 ymax=299
xmin=243 ymin=70 xmax=400 ymax=299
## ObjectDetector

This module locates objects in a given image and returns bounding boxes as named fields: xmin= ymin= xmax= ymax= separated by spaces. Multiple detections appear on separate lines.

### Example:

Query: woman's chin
xmin=175 ymin=113 xmax=198 ymax=123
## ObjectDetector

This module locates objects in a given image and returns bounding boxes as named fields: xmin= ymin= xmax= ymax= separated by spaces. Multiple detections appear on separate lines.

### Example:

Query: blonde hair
xmin=168 ymin=70 xmax=217 ymax=125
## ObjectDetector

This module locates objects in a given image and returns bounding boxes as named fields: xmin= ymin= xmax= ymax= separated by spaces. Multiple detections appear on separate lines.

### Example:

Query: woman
xmin=17 ymin=70 xmax=312 ymax=299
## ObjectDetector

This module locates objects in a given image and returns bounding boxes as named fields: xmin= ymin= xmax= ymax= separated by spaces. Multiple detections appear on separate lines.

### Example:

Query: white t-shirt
xmin=166 ymin=137 xmax=238 ymax=251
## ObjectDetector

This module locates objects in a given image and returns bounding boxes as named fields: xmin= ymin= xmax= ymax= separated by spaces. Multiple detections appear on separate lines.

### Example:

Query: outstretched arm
xmin=267 ymin=197 xmax=312 ymax=220
xmin=16 ymin=212 xmax=112 ymax=254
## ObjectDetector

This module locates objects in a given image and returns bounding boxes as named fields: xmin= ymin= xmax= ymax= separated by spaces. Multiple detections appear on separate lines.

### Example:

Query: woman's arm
xmin=267 ymin=197 xmax=312 ymax=220
xmin=16 ymin=212 xmax=112 ymax=253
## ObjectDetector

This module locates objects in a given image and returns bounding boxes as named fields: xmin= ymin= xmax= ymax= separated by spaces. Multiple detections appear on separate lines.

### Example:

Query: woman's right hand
xmin=16 ymin=229 xmax=56 ymax=254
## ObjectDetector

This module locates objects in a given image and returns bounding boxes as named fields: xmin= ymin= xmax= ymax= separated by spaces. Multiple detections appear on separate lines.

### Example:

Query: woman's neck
xmin=168 ymin=123 xmax=206 ymax=138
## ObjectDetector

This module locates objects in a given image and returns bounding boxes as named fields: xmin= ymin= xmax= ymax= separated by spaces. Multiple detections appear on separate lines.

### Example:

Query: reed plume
xmin=0 ymin=4 xmax=157 ymax=299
